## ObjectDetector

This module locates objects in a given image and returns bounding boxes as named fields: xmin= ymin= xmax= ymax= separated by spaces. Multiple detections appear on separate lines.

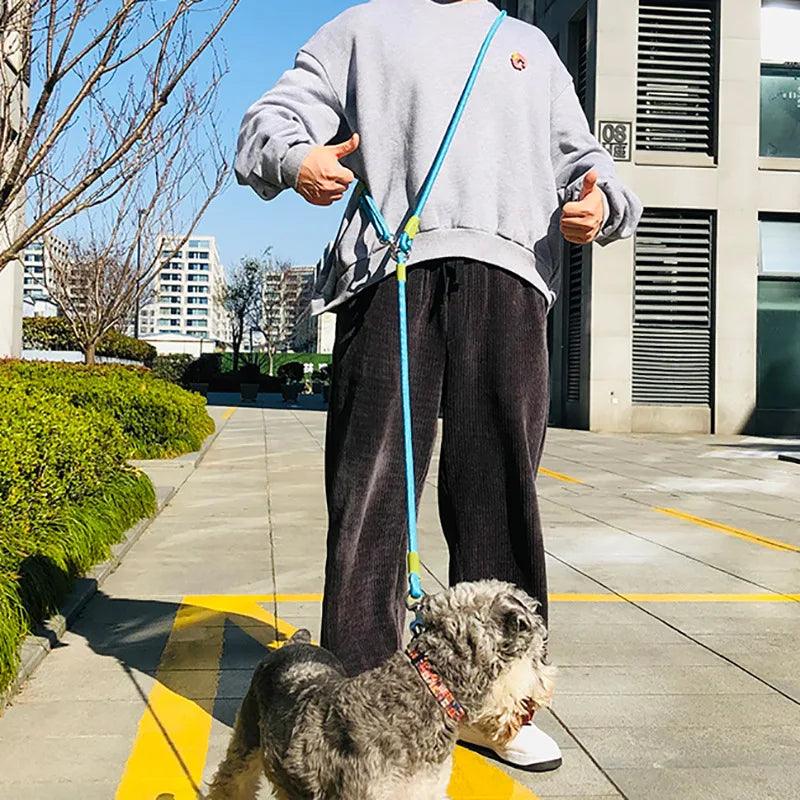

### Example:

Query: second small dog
xmin=208 ymin=579 xmax=554 ymax=800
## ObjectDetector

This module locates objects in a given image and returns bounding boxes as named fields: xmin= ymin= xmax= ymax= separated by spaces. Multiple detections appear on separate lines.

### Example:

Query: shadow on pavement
xmin=714 ymin=440 xmax=800 ymax=453
xmin=204 ymin=391 xmax=328 ymax=412
xmin=70 ymin=591 xmax=277 ymax=729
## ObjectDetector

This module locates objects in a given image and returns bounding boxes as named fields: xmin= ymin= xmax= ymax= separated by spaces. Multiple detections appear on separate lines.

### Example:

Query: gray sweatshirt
xmin=235 ymin=0 xmax=643 ymax=313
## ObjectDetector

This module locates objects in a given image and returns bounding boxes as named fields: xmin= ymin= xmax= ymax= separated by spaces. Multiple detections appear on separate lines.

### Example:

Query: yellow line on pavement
xmin=221 ymin=406 xmax=237 ymax=421
xmin=450 ymin=746 xmax=539 ymax=798
xmin=115 ymin=605 xmax=224 ymax=800
xmin=655 ymin=507 xmax=800 ymax=553
xmin=538 ymin=467 xmax=584 ymax=484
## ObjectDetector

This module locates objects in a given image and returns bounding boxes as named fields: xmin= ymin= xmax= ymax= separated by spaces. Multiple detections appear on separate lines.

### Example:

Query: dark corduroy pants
xmin=321 ymin=258 xmax=550 ymax=675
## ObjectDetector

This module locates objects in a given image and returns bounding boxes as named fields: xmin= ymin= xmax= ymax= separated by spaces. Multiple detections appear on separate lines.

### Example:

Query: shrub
xmin=22 ymin=317 xmax=156 ymax=365
xmin=151 ymin=353 xmax=194 ymax=385
xmin=183 ymin=353 xmax=223 ymax=386
xmin=277 ymin=361 xmax=304 ymax=382
xmin=0 ymin=386 xmax=156 ymax=694
xmin=0 ymin=361 xmax=214 ymax=459
xmin=181 ymin=354 xmax=283 ymax=393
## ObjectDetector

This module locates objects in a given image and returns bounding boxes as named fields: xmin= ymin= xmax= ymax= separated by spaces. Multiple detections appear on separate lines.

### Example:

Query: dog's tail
xmin=289 ymin=628 xmax=312 ymax=644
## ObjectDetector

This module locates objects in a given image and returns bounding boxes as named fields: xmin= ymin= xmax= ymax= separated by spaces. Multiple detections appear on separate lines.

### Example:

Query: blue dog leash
xmin=356 ymin=11 xmax=507 ymax=620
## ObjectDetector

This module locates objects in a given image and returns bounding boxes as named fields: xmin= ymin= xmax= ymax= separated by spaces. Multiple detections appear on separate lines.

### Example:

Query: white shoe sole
xmin=458 ymin=740 xmax=563 ymax=773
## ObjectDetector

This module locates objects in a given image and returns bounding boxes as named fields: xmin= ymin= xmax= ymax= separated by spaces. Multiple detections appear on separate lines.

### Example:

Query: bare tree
xmin=0 ymin=0 xmax=240 ymax=276
xmin=248 ymin=253 xmax=291 ymax=377
xmin=44 ymin=69 xmax=229 ymax=365
xmin=217 ymin=256 xmax=262 ymax=373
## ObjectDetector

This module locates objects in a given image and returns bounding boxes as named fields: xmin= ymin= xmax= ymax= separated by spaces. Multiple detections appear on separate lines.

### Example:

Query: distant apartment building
xmin=137 ymin=235 xmax=229 ymax=347
xmin=494 ymin=0 xmax=800 ymax=435
xmin=293 ymin=243 xmax=336 ymax=354
xmin=0 ymin=14 xmax=28 ymax=357
xmin=21 ymin=236 xmax=68 ymax=317
xmin=257 ymin=265 xmax=315 ymax=352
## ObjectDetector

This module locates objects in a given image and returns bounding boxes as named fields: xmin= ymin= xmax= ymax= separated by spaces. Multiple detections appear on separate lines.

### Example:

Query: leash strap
xmin=358 ymin=10 xmax=507 ymax=609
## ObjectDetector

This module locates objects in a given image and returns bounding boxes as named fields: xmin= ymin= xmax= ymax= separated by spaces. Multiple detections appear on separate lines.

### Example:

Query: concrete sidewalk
xmin=0 ymin=396 xmax=799 ymax=799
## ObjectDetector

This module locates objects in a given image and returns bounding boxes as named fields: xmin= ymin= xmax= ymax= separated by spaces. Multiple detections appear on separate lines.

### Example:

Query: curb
xmin=0 ymin=406 xmax=235 ymax=715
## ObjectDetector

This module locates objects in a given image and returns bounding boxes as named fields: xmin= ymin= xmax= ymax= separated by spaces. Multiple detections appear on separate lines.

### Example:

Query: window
xmin=632 ymin=209 xmax=715 ymax=406
xmin=760 ymin=2 xmax=800 ymax=158
xmin=758 ymin=216 xmax=800 ymax=410
xmin=187 ymin=274 xmax=209 ymax=283
xmin=636 ymin=0 xmax=719 ymax=159
xmin=189 ymin=262 xmax=210 ymax=271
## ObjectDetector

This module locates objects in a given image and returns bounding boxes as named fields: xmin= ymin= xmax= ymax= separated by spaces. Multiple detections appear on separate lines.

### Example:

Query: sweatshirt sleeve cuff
xmin=600 ymin=189 xmax=610 ymax=227
xmin=281 ymin=142 xmax=314 ymax=191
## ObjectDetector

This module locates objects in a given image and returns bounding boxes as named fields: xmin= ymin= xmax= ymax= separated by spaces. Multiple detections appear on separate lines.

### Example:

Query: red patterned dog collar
xmin=406 ymin=646 xmax=466 ymax=724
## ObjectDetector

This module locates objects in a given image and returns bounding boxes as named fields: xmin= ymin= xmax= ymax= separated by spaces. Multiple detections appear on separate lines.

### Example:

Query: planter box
xmin=240 ymin=383 xmax=260 ymax=402
xmin=189 ymin=382 xmax=209 ymax=397
xmin=282 ymin=385 xmax=301 ymax=404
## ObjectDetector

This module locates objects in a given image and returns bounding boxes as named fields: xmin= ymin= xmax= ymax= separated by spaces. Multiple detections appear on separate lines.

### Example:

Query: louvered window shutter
xmin=564 ymin=12 xmax=590 ymax=410
xmin=637 ymin=0 xmax=718 ymax=155
xmin=566 ymin=244 xmax=584 ymax=404
xmin=575 ymin=15 xmax=588 ymax=110
xmin=633 ymin=210 xmax=714 ymax=405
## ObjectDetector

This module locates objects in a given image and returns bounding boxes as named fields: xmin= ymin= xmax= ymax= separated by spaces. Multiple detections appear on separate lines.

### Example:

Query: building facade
xmin=256 ymin=265 xmax=316 ymax=352
xmin=496 ymin=0 xmax=800 ymax=434
xmin=137 ymin=235 xmax=229 ymax=347
xmin=21 ymin=236 xmax=70 ymax=316
xmin=293 ymin=242 xmax=337 ymax=355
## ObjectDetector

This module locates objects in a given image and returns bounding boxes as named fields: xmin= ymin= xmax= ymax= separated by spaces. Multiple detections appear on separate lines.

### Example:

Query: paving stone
xmin=571 ymin=725 xmax=800 ymax=769
xmin=607 ymin=766 xmax=800 ymax=800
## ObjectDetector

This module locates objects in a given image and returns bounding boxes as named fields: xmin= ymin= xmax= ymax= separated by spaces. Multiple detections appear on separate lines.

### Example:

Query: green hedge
xmin=23 ymin=317 xmax=156 ymax=365
xmin=0 ymin=362 xmax=215 ymax=459
xmin=150 ymin=353 xmax=194 ymax=385
xmin=0 ymin=385 xmax=156 ymax=694
xmin=219 ymin=352 xmax=332 ymax=375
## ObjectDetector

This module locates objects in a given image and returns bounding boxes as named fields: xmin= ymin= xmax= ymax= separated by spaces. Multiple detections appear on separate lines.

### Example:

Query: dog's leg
xmin=208 ymin=750 xmax=263 ymax=800
xmin=207 ymin=691 xmax=263 ymax=800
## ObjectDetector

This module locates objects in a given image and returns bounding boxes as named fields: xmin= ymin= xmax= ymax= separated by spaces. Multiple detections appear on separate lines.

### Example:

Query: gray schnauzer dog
xmin=207 ymin=580 xmax=554 ymax=800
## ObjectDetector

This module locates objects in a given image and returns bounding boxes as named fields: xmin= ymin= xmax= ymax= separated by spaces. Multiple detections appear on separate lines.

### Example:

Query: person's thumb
xmin=579 ymin=169 xmax=599 ymax=200
xmin=329 ymin=132 xmax=360 ymax=160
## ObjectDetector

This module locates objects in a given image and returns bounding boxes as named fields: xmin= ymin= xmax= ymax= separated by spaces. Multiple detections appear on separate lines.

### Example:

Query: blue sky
xmin=201 ymin=1 xmax=359 ymax=271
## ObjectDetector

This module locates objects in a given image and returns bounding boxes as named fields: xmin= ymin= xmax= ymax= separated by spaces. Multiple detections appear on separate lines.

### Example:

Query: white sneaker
xmin=458 ymin=722 xmax=563 ymax=772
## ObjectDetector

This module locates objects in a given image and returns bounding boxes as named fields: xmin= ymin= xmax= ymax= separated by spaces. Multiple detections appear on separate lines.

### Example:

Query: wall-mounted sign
xmin=598 ymin=121 xmax=632 ymax=161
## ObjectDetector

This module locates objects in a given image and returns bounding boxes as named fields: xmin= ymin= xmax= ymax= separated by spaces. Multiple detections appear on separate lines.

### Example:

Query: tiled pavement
xmin=0 ymin=395 xmax=798 ymax=799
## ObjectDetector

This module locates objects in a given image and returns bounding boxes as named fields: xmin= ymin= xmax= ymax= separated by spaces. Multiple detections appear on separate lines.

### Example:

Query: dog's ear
xmin=490 ymin=593 xmax=533 ymax=639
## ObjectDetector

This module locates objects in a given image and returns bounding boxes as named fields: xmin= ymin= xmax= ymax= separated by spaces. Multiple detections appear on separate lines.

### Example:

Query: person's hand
xmin=296 ymin=133 xmax=360 ymax=206
xmin=560 ymin=170 xmax=604 ymax=245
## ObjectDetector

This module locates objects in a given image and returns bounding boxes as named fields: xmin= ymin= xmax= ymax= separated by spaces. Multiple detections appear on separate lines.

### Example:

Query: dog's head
xmin=412 ymin=580 xmax=554 ymax=744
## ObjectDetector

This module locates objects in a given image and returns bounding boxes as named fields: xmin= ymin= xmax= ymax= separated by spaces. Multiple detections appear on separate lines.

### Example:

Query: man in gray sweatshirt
xmin=236 ymin=0 xmax=642 ymax=773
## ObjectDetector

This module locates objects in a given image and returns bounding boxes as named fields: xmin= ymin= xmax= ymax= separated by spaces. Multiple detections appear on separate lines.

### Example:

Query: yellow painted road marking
xmin=450 ymin=746 xmax=538 ymax=798
xmin=117 ymin=596 xmax=542 ymax=799
xmin=655 ymin=507 xmax=800 ymax=553
xmin=538 ymin=467 xmax=584 ymax=485
xmin=115 ymin=604 xmax=224 ymax=800
xmin=221 ymin=406 xmax=237 ymax=421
